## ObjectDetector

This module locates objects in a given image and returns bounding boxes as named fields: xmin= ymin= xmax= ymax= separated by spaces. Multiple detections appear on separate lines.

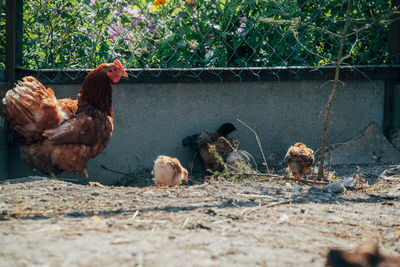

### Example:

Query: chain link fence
xmin=1 ymin=0 xmax=399 ymax=79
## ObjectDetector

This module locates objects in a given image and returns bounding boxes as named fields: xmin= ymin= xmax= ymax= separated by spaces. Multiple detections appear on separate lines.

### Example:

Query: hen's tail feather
xmin=2 ymin=76 xmax=75 ymax=144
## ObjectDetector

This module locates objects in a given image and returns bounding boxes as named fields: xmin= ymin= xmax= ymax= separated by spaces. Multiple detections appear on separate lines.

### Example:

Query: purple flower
xmin=240 ymin=17 xmax=247 ymax=23
xmin=237 ymin=27 xmax=246 ymax=37
xmin=110 ymin=23 xmax=124 ymax=36
xmin=123 ymin=7 xmax=140 ymax=18
xmin=125 ymin=32 xmax=134 ymax=41
xmin=205 ymin=45 xmax=210 ymax=54
xmin=88 ymin=32 xmax=97 ymax=41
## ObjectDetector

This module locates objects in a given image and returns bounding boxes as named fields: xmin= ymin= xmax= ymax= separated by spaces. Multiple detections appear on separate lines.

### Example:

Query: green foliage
xmin=207 ymin=144 xmax=255 ymax=182
xmin=5 ymin=0 xmax=397 ymax=69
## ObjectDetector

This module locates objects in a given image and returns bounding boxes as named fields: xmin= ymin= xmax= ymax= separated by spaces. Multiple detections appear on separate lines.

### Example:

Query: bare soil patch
xmin=0 ymin=165 xmax=399 ymax=266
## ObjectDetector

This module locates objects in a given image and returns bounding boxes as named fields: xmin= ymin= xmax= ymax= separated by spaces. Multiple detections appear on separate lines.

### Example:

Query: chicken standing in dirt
xmin=285 ymin=142 xmax=314 ymax=179
xmin=182 ymin=123 xmax=237 ymax=152
xmin=199 ymin=137 xmax=239 ymax=171
xmin=182 ymin=123 xmax=237 ymax=171
xmin=153 ymin=155 xmax=188 ymax=186
xmin=2 ymin=60 xmax=128 ymax=179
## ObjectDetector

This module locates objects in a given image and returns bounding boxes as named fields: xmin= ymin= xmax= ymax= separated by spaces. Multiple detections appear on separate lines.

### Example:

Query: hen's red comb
xmin=113 ymin=59 xmax=124 ymax=70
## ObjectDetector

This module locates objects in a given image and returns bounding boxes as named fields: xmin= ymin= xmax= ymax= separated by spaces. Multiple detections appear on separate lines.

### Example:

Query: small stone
xmin=293 ymin=184 xmax=302 ymax=194
xmin=300 ymin=208 xmax=305 ymax=214
xmin=294 ymin=197 xmax=309 ymax=203
xmin=323 ymin=182 xmax=346 ymax=194
xmin=143 ymin=190 xmax=156 ymax=197
xmin=388 ymin=184 xmax=400 ymax=197
xmin=284 ymin=183 xmax=293 ymax=190
xmin=343 ymin=177 xmax=357 ymax=189
xmin=278 ymin=214 xmax=289 ymax=223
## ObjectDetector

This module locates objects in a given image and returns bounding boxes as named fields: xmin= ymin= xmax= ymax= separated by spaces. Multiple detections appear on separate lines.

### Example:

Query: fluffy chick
xmin=153 ymin=155 xmax=188 ymax=186
xmin=285 ymin=142 xmax=314 ymax=179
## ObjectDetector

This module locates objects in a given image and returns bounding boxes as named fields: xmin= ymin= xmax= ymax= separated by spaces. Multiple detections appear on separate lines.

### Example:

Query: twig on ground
xmin=238 ymin=193 xmax=275 ymax=199
xmin=232 ymin=172 xmax=330 ymax=185
xmin=130 ymin=210 xmax=139 ymax=220
xmin=262 ymin=200 xmax=292 ymax=208
xmin=110 ymin=239 xmax=136 ymax=245
xmin=182 ymin=217 xmax=190 ymax=229
xmin=241 ymin=200 xmax=291 ymax=216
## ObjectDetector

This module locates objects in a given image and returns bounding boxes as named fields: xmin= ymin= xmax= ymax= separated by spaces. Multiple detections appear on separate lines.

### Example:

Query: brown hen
xmin=285 ymin=142 xmax=314 ymax=179
xmin=182 ymin=123 xmax=237 ymax=171
xmin=200 ymin=137 xmax=239 ymax=172
xmin=2 ymin=60 xmax=128 ymax=179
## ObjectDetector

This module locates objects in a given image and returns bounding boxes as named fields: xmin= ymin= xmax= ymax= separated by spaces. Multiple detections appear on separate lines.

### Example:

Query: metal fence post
xmin=5 ymin=0 xmax=22 ymax=83
xmin=2 ymin=0 xmax=23 ymax=180
xmin=5 ymin=0 xmax=15 ymax=84
xmin=384 ymin=0 xmax=400 ymax=137
xmin=390 ymin=0 xmax=400 ymax=130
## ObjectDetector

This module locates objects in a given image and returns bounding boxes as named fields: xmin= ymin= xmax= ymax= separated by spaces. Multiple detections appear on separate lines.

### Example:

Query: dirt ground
xmin=0 ymin=164 xmax=399 ymax=267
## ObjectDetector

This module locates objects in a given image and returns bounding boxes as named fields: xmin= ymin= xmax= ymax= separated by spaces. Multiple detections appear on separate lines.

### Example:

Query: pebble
xmin=143 ymin=190 xmax=156 ymax=197
xmin=278 ymin=214 xmax=289 ymax=223
xmin=323 ymin=182 xmax=346 ymax=194
xmin=388 ymin=184 xmax=400 ymax=197
xmin=343 ymin=177 xmax=357 ymax=189
xmin=293 ymin=184 xmax=302 ymax=194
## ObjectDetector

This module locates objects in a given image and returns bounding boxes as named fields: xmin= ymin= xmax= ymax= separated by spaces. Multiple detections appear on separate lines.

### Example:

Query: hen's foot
xmin=88 ymin=181 xmax=106 ymax=188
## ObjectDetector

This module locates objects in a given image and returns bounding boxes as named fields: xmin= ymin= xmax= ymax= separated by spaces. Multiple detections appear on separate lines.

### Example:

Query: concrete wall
xmin=4 ymin=79 xmax=385 ymax=184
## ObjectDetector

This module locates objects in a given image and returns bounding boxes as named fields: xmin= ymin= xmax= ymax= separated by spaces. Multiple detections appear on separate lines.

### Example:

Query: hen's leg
xmin=83 ymin=169 xmax=89 ymax=180
xmin=291 ymin=173 xmax=300 ymax=184
xmin=50 ymin=173 xmax=57 ymax=180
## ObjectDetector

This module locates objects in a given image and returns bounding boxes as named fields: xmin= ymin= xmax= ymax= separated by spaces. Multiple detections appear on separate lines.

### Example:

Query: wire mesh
xmin=3 ymin=0 xmax=400 ymax=81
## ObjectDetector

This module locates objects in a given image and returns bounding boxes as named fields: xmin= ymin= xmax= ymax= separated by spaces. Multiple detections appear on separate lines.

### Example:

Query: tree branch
xmin=317 ymin=0 xmax=352 ymax=180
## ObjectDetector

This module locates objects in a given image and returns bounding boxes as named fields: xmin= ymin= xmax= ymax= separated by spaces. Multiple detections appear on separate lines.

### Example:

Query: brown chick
xmin=200 ymin=137 xmax=239 ymax=172
xmin=285 ymin=142 xmax=314 ymax=179
xmin=153 ymin=155 xmax=188 ymax=186
xmin=326 ymin=243 xmax=400 ymax=267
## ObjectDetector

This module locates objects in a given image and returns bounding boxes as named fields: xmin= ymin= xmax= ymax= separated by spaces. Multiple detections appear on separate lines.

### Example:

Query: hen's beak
xmin=120 ymin=69 xmax=128 ymax=78
xmin=184 ymin=176 xmax=188 ymax=182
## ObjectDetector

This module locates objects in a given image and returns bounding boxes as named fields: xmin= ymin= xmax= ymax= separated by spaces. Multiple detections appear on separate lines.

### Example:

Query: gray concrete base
xmin=3 ymin=79 xmax=385 ymax=184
